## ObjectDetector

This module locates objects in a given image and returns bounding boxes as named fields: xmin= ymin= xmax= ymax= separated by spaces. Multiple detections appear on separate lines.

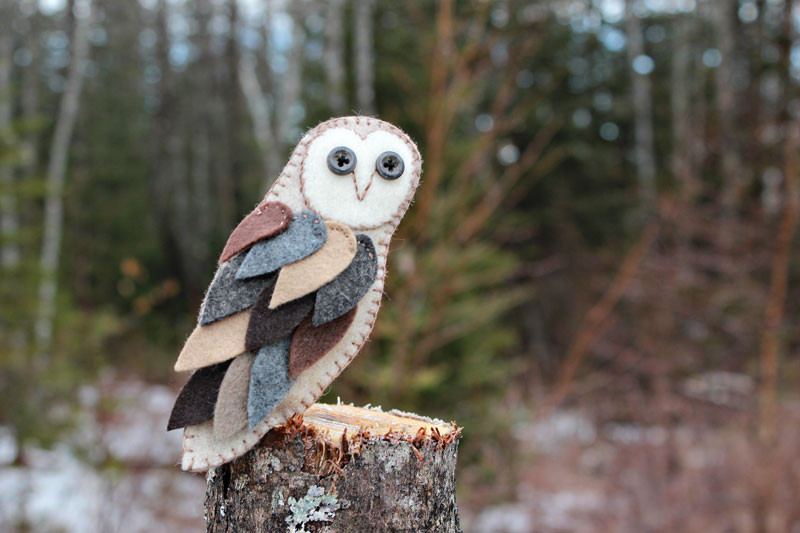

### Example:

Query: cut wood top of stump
xmin=298 ymin=403 xmax=460 ymax=448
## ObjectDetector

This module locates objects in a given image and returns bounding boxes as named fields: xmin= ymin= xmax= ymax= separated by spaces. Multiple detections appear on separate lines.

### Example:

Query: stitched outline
xmin=181 ymin=117 xmax=418 ymax=472
xmin=292 ymin=117 xmax=422 ymax=232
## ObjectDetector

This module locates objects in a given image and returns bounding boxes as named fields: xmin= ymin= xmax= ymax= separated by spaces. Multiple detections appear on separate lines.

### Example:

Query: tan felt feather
xmin=269 ymin=221 xmax=357 ymax=309
xmin=174 ymin=310 xmax=250 ymax=372
xmin=218 ymin=201 xmax=292 ymax=264
xmin=213 ymin=353 xmax=254 ymax=440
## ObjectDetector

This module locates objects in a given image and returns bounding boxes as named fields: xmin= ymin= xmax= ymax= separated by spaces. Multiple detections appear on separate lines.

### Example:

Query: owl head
xmin=273 ymin=117 xmax=422 ymax=231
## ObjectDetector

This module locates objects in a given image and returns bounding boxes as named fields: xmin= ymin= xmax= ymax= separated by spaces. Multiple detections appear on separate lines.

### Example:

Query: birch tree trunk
xmin=625 ymin=0 xmax=657 ymax=212
xmin=277 ymin=2 xmax=305 ymax=156
xmin=150 ymin=0 xmax=185 ymax=291
xmin=0 ymin=6 xmax=19 ymax=269
xmin=713 ymin=0 xmax=743 ymax=222
xmin=217 ymin=0 xmax=242 ymax=234
xmin=239 ymin=52 xmax=280 ymax=190
xmin=205 ymin=404 xmax=462 ymax=533
xmin=34 ymin=0 xmax=91 ymax=361
xmin=323 ymin=0 xmax=346 ymax=114
xmin=671 ymin=14 xmax=695 ymax=210
xmin=354 ymin=0 xmax=376 ymax=116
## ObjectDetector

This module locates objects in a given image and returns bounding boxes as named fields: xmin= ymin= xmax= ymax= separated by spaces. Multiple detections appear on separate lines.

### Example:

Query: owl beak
xmin=353 ymin=169 xmax=374 ymax=201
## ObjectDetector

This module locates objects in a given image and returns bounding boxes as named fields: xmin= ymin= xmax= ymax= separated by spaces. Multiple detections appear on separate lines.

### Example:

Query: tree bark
xmin=0 ymin=3 xmax=19 ymax=269
xmin=713 ymin=0 xmax=743 ymax=220
xmin=323 ymin=0 xmax=346 ymax=114
xmin=625 ymin=0 xmax=657 ymax=212
xmin=34 ymin=0 xmax=91 ymax=362
xmin=239 ymin=52 xmax=280 ymax=190
xmin=205 ymin=403 xmax=462 ymax=533
xmin=354 ymin=0 xmax=376 ymax=116
xmin=670 ymin=14 xmax=695 ymax=210
xmin=277 ymin=2 xmax=305 ymax=155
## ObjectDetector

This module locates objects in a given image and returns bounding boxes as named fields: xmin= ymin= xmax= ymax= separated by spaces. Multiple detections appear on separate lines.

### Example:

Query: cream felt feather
xmin=175 ymin=117 xmax=421 ymax=472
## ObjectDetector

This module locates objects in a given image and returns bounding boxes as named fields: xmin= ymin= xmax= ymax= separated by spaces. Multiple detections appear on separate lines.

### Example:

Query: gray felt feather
xmin=312 ymin=235 xmax=378 ymax=326
xmin=236 ymin=210 xmax=327 ymax=280
xmin=199 ymin=254 xmax=276 ymax=326
xmin=247 ymin=338 xmax=294 ymax=429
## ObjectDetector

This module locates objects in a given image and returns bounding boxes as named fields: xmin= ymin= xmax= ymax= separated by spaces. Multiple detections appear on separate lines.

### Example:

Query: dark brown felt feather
xmin=245 ymin=277 xmax=315 ymax=352
xmin=288 ymin=307 xmax=357 ymax=379
xmin=219 ymin=202 xmax=292 ymax=264
xmin=167 ymin=360 xmax=232 ymax=431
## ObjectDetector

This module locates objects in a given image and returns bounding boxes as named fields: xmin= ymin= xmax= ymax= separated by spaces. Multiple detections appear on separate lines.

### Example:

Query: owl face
xmin=299 ymin=123 xmax=421 ymax=230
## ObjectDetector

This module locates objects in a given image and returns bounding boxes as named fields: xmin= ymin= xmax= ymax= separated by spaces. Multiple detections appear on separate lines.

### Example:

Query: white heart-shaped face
xmin=300 ymin=127 xmax=418 ymax=229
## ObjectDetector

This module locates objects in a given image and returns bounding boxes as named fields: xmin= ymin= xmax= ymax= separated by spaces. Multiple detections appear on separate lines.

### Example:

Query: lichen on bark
xmin=205 ymin=405 xmax=462 ymax=532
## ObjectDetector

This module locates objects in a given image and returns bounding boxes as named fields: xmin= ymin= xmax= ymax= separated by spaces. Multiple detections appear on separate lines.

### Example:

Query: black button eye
xmin=376 ymin=151 xmax=404 ymax=180
xmin=327 ymin=146 xmax=357 ymax=175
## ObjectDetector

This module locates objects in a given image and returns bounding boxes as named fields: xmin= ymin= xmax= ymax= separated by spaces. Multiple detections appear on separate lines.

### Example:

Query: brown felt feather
xmin=213 ymin=353 xmax=254 ymax=440
xmin=245 ymin=277 xmax=314 ymax=352
xmin=218 ymin=202 xmax=292 ymax=264
xmin=174 ymin=310 xmax=250 ymax=372
xmin=288 ymin=307 xmax=357 ymax=378
xmin=269 ymin=221 xmax=357 ymax=309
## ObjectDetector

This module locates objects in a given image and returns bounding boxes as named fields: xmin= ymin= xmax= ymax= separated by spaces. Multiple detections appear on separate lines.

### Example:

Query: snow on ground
xmin=0 ymin=377 xmax=205 ymax=533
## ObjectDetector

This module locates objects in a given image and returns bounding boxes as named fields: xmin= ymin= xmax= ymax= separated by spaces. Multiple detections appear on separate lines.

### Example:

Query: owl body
xmin=170 ymin=117 xmax=421 ymax=472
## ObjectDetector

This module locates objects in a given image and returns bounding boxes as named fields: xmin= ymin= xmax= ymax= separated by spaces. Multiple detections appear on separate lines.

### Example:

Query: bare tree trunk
xmin=671 ymin=14 xmax=696 ymax=211
xmin=626 ymin=0 xmax=657 ymax=212
xmin=713 ymin=0 xmax=743 ymax=222
xmin=239 ymin=52 xmax=280 ymax=190
xmin=149 ymin=0 xmax=187 ymax=292
xmin=20 ymin=0 xmax=40 ymax=189
xmin=218 ymin=0 xmax=241 ymax=233
xmin=188 ymin=0 xmax=213 ymax=284
xmin=205 ymin=404 xmax=462 ymax=533
xmin=0 ymin=7 xmax=19 ymax=269
xmin=34 ymin=0 xmax=91 ymax=361
xmin=276 ymin=2 xmax=305 ymax=155
xmin=354 ymin=0 xmax=376 ymax=115
xmin=324 ymin=0 xmax=346 ymax=114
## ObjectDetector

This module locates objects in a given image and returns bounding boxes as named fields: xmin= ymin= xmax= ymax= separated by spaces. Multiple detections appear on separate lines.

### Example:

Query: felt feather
xmin=288 ymin=308 xmax=357 ymax=378
xmin=235 ymin=210 xmax=327 ymax=280
xmin=244 ymin=277 xmax=314 ymax=352
xmin=167 ymin=360 xmax=232 ymax=431
xmin=199 ymin=255 xmax=275 ymax=326
xmin=173 ymin=116 xmax=424 ymax=473
xmin=174 ymin=310 xmax=250 ymax=372
xmin=248 ymin=338 xmax=294 ymax=429
xmin=219 ymin=201 xmax=292 ymax=264
xmin=213 ymin=353 xmax=254 ymax=440
xmin=312 ymin=235 xmax=378 ymax=326
xmin=269 ymin=221 xmax=357 ymax=309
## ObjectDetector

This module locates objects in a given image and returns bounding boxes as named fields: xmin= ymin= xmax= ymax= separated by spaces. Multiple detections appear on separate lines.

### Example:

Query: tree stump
xmin=204 ymin=403 xmax=462 ymax=532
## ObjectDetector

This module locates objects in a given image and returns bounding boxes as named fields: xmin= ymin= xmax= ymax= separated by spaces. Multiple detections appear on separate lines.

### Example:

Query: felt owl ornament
xmin=167 ymin=116 xmax=421 ymax=472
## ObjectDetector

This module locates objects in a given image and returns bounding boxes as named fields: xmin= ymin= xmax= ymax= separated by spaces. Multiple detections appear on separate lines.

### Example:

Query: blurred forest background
xmin=1 ymin=0 xmax=800 ymax=531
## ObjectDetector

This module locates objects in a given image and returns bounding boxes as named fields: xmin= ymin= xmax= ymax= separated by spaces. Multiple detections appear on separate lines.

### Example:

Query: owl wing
xmin=168 ymin=211 xmax=378 ymax=441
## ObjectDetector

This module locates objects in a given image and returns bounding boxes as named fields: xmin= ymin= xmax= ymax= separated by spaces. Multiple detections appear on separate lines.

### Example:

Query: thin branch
xmin=543 ymin=219 xmax=661 ymax=413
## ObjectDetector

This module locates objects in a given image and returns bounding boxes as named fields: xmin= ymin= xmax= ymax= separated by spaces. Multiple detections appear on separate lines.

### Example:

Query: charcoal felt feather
xmin=313 ymin=235 xmax=378 ymax=326
xmin=199 ymin=255 xmax=275 ymax=326
xmin=167 ymin=360 xmax=232 ymax=430
xmin=171 ymin=116 xmax=423 ymax=472
xmin=244 ymin=277 xmax=314 ymax=351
